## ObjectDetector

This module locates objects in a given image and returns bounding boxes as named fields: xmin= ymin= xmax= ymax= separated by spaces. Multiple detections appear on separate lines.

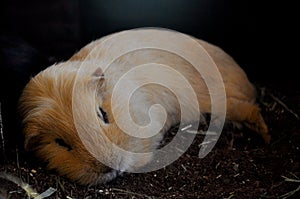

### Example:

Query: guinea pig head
xmin=19 ymin=62 xmax=151 ymax=185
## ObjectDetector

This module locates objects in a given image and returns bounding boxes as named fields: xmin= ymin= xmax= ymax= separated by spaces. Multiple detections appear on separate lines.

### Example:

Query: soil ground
xmin=0 ymin=81 xmax=299 ymax=199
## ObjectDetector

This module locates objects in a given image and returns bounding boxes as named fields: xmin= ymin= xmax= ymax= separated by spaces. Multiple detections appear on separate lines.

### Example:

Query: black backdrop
xmin=1 ymin=0 xmax=296 ymax=81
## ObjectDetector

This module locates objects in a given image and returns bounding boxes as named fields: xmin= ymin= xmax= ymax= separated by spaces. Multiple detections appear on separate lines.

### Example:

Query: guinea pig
xmin=19 ymin=29 xmax=270 ymax=185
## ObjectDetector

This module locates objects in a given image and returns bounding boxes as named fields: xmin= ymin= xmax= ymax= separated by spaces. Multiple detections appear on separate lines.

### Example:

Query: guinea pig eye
xmin=55 ymin=138 xmax=72 ymax=151
xmin=97 ymin=107 xmax=109 ymax=123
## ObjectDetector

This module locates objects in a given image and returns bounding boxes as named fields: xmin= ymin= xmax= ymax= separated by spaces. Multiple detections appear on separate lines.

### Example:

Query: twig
xmin=109 ymin=188 xmax=153 ymax=199
xmin=225 ymin=193 xmax=235 ymax=199
xmin=34 ymin=188 xmax=56 ymax=199
xmin=0 ymin=172 xmax=39 ymax=198
xmin=0 ymin=172 xmax=56 ymax=199
xmin=282 ymin=175 xmax=300 ymax=183
xmin=0 ymin=102 xmax=6 ymax=158
xmin=16 ymin=147 xmax=21 ymax=176
xmin=277 ymin=175 xmax=300 ymax=199
xmin=288 ymin=172 xmax=300 ymax=180
xmin=279 ymin=185 xmax=300 ymax=199
xmin=269 ymin=94 xmax=299 ymax=120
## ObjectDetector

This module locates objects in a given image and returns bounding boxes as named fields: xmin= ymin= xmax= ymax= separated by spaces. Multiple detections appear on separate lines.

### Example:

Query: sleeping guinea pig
xmin=19 ymin=29 xmax=270 ymax=185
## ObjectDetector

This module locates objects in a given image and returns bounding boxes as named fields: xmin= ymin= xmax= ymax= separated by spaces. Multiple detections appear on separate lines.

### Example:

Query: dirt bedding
xmin=0 ymin=83 xmax=299 ymax=199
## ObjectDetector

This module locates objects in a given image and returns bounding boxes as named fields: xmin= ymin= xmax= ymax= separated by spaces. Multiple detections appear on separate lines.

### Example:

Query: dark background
xmin=0 ymin=0 xmax=297 ymax=144
xmin=0 ymin=0 xmax=296 ymax=79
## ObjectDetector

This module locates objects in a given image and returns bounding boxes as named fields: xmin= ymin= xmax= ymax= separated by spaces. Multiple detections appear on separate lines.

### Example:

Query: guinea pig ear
xmin=90 ymin=67 xmax=105 ymax=86
xmin=24 ymin=133 xmax=42 ymax=151
xmin=92 ymin=67 xmax=104 ymax=78
xmin=89 ymin=67 xmax=104 ymax=88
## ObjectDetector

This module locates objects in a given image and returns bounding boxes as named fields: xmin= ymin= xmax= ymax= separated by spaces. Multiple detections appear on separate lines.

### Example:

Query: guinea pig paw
xmin=95 ymin=169 xmax=118 ymax=184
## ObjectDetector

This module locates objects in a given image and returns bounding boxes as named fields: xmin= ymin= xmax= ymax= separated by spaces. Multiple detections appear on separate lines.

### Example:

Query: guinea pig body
xmin=19 ymin=29 xmax=269 ymax=185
